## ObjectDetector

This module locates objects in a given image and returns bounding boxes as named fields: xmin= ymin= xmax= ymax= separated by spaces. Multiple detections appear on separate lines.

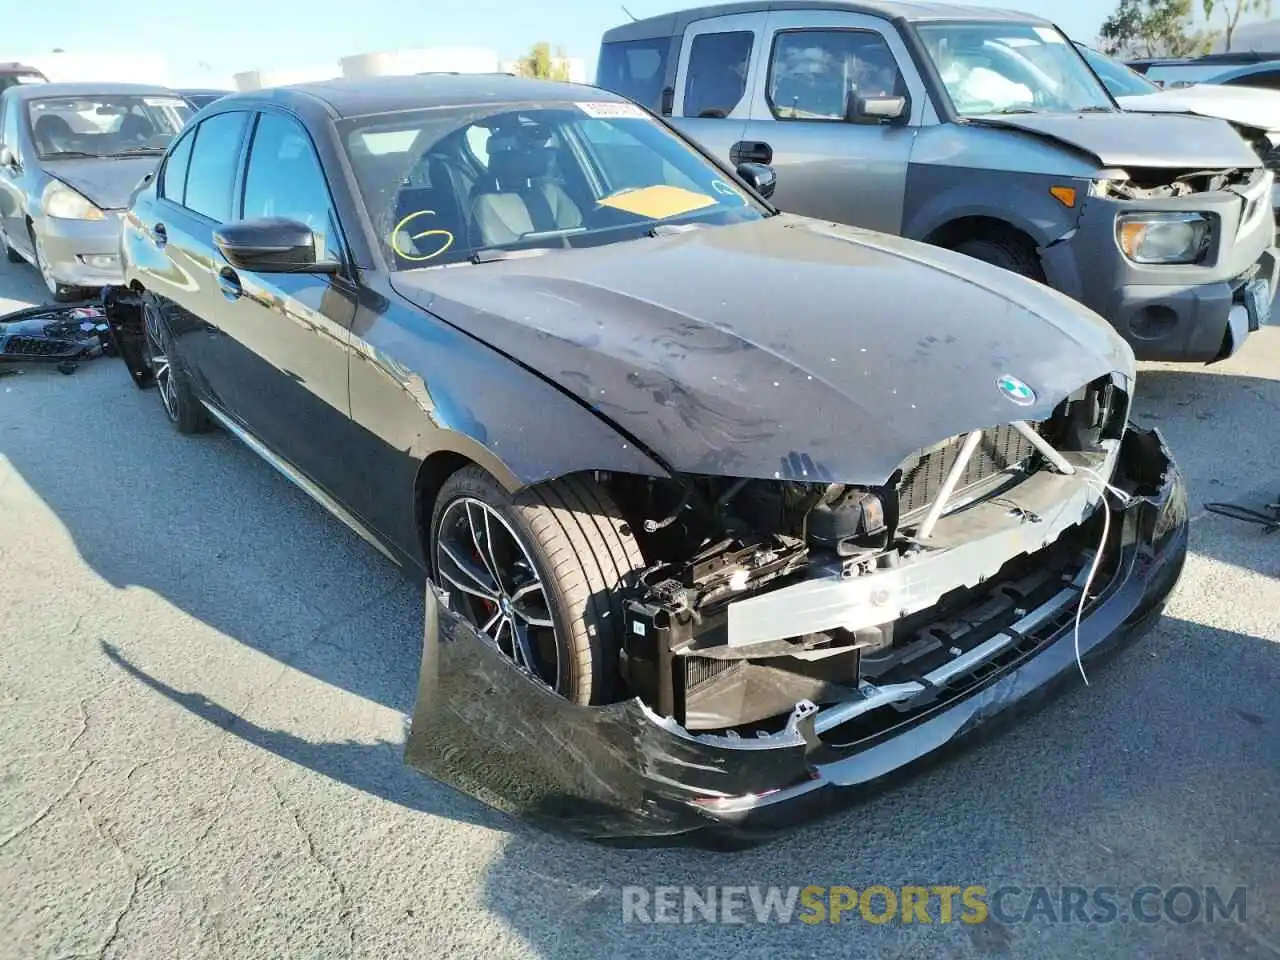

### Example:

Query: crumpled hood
xmin=43 ymin=156 xmax=158 ymax=210
xmin=971 ymin=110 xmax=1263 ymax=168
xmin=1117 ymin=84 xmax=1280 ymax=135
xmin=390 ymin=215 xmax=1134 ymax=484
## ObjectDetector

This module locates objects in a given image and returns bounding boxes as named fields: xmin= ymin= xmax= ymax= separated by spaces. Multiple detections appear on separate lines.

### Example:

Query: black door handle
xmin=152 ymin=222 xmax=167 ymax=247
xmin=730 ymin=140 xmax=773 ymax=165
xmin=217 ymin=266 xmax=243 ymax=301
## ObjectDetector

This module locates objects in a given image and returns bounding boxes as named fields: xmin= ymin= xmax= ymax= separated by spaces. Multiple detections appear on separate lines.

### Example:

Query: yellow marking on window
xmin=392 ymin=210 xmax=455 ymax=262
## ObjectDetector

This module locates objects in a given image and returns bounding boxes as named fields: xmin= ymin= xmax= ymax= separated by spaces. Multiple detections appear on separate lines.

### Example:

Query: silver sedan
xmin=0 ymin=81 xmax=189 ymax=300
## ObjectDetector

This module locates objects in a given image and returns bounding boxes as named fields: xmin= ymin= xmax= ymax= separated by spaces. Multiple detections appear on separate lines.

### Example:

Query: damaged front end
xmin=0 ymin=301 xmax=114 ymax=367
xmin=405 ymin=382 xmax=1189 ymax=847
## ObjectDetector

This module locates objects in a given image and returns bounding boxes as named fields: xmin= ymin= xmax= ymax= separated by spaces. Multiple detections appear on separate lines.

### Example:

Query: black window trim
xmin=764 ymin=25 xmax=910 ymax=124
xmin=681 ymin=28 xmax=756 ymax=120
xmin=161 ymin=108 xmax=253 ymax=225
xmin=157 ymin=124 xmax=197 ymax=205
xmin=238 ymin=107 xmax=356 ymax=278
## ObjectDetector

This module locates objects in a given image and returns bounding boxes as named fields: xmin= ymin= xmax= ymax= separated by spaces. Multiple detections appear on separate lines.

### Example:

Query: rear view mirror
xmin=846 ymin=93 xmax=908 ymax=124
xmin=213 ymin=217 xmax=340 ymax=274
xmin=736 ymin=162 xmax=776 ymax=199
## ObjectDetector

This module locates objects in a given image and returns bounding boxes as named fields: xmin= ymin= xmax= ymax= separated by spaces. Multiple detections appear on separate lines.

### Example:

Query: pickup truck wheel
xmin=431 ymin=466 xmax=645 ymax=706
xmin=952 ymin=235 xmax=1046 ymax=283
xmin=142 ymin=295 xmax=211 ymax=435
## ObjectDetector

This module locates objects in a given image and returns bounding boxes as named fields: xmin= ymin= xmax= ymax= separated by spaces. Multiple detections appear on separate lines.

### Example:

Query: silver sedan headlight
xmin=1116 ymin=212 xmax=1210 ymax=264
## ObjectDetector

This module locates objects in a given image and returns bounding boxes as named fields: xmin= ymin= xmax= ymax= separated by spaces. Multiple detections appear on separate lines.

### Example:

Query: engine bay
xmin=602 ymin=375 xmax=1130 ymax=732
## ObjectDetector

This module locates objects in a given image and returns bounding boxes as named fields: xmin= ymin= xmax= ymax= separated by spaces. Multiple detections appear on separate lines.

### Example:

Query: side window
xmin=183 ymin=111 xmax=249 ymax=222
xmin=597 ymin=38 xmax=671 ymax=111
xmin=768 ymin=29 xmax=904 ymax=121
xmin=683 ymin=31 xmax=754 ymax=118
xmin=160 ymin=128 xmax=195 ymax=203
xmin=242 ymin=112 xmax=341 ymax=261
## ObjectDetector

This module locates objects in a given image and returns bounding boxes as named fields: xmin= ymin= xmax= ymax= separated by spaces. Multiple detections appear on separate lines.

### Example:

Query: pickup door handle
xmin=217 ymin=266 xmax=243 ymax=301
xmin=152 ymin=222 xmax=167 ymax=247
xmin=730 ymin=140 xmax=773 ymax=165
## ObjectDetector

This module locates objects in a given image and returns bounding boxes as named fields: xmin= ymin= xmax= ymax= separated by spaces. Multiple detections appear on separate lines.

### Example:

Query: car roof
xmin=3 ymin=81 xmax=185 ymax=100
xmin=602 ymin=0 xmax=1048 ymax=42
xmin=0 ymin=62 xmax=44 ymax=74
xmin=207 ymin=73 xmax=629 ymax=121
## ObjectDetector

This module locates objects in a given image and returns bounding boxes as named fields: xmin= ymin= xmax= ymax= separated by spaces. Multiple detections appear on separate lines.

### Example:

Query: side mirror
xmin=846 ymin=93 xmax=908 ymax=124
xmin=0 ymin=145 xmax=17 ymax=170
xmin=213 ymin=217 xmax=340 ymax=274
xmin=736 ymin=161 xmax=776 ymax=199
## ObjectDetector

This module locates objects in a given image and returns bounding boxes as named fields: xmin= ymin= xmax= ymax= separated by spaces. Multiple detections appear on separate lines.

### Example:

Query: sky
xmin=9 ymin=0 xmax=1121 ymax=86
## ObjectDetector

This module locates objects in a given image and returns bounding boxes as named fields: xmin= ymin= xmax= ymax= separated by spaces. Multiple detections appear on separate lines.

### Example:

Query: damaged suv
xmin=599 ymin=2 xmax=1278 ymax=363
xmin=106 ymin=74 xmax=1188 ymax=846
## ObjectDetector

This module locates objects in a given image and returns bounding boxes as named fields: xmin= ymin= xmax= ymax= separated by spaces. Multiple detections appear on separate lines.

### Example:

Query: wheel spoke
xmin=437 ymin=542 xmax=499 ymax=600
xmin=465 ymin=501 xmax=502 ymax=587
xmin=480 ymin=608 xmax=503 ymax=634
xmin=510 ymin=620 xmax=537 ymax=672
xmin=480 ymin=508 xmax=511 ymax=595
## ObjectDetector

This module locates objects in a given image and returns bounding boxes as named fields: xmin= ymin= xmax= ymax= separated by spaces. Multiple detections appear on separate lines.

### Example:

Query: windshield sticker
xmin=391 ymin=210 xmax=455 ymax=262
xmin=598 ymin=184 xmax=717 ymax=220
xmin=710 ymin=179 xmax=740 ymax=198
xmin=143 ymin=97 xmax=188 ymax=107
xmin=576 ymin=101 xmax=648 ymax=120
xmin=1033 ymin=26 xmax=1065 ymax=43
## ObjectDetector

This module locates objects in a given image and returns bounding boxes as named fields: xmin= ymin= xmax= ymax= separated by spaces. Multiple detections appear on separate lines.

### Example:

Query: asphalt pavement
xmin=1 ymin=257 xmax=1277 ymax=959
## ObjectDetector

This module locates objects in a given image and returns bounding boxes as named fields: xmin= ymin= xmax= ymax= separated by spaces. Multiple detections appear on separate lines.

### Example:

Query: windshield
xmin=916 ymin=22 xmax=1115 ymax=116
xmin=26 ymin=94 xmax=190 ymax=159
xmin=340 ymin=100 xmax=766 ymax=270
xmin=1076 ymin=45 xmax=1160 ymax=96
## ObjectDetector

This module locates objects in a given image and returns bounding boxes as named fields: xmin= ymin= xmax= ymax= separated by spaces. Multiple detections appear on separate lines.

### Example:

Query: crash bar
xmin=1011 ymin=420 xmax=1076 ymax=476
xmin=915 ymin=429 xmax=983 ymax=540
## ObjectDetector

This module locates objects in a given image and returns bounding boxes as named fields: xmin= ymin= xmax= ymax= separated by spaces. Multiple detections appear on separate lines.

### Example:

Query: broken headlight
xmin=1116 ymin=212 xmax=1210 ymax=264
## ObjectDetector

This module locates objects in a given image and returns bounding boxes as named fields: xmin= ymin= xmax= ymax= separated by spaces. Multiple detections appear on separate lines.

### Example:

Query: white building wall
xmin=232 ymin=65 xmax=340 ymax=91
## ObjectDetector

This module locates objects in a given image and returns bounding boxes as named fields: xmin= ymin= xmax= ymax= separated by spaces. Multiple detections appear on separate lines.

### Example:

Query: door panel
xmin=668 ymin=13 xmax=769 ymax=166
xmin=211 ymin=111 xmax=360 ymax=504
xmin=741 ymin=10 xmax=927 ymax=234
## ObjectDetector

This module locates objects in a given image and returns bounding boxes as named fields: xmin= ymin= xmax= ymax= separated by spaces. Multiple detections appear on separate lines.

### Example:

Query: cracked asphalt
xmin=1 ymin=257 xmax=1277 ymax=960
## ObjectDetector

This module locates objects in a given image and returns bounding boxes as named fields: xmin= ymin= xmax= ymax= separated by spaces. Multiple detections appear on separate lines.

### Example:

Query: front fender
xmin=904 ymin=165 xmax=1087 ymax=249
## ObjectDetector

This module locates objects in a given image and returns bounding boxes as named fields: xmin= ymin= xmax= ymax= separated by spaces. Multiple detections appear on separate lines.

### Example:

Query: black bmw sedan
xmin=106 ymin=74 xmax=1188 ymax=846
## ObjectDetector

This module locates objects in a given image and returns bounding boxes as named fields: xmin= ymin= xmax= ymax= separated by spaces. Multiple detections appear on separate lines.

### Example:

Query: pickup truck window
xmin=916 ymin=22 xmax=1113 ymax=116
xmin=767 ymin=29 xmax=903 ymax=121
xmin=597 ymin=39 xmax=670 ymax=113
xmin=684 ymin=31 xmax=753 ymax=118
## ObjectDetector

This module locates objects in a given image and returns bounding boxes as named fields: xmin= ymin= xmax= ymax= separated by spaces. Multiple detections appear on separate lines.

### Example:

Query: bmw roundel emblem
xmin=996 ymin=374 xmax=1036 ymax=406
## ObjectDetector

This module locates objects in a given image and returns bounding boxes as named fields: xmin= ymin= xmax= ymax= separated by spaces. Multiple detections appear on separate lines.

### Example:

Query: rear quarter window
xmin=597 ymin=38 xmax=672 ymax=111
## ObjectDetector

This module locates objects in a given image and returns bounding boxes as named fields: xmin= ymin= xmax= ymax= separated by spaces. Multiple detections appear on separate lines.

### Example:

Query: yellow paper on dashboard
xmin=598 ymin=185 xmax=717 ymax=220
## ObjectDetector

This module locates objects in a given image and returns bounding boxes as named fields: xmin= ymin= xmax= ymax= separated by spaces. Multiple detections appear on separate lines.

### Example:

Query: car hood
xmin=43 ymin=156 xmax=158 ymax=210
xmin=390 ymin=215 xmax=1135 ymax=484
xmin=1117 ymin=84 xmax=1280 ymax=134
xmin=970 ymin=110 xmax=1262 ymax=168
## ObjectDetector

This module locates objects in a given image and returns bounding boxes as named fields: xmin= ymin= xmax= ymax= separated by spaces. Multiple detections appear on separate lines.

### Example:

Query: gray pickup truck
xmin=598 ymin=0 xmax=1278 ymax=362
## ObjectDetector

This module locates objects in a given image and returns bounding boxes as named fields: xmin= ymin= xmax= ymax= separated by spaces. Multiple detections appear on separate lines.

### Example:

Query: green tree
xmin=1203 ymin=0 xmax=1273 ymax=50
xmin=1100 ymin=0 xmax=1218 ymax=56
xmin=517 ymin=42 xmax=571 ymax=81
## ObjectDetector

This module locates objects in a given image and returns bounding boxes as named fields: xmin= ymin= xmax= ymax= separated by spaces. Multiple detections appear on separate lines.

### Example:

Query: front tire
xmin=142 ymin=294 xmax=210 ymax=435
xmin=952 ymin=234 xmax=1046 ymax=283
xmin=431 ymin=466 xmax=644 ymax=705
xmin=1 ymin=223 xmax=23 ymax=264
xmin=30 ymin=226 xmax=81 ymax=302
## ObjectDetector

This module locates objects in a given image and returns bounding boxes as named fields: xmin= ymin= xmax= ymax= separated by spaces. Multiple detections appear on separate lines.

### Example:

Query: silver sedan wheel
xmin=434 ymin=497 xmax=561 ymax=690
xmin=143 ymin=306 xmax=178 ymax=422
xmin=32 ymin=231 xmax=58 ymax=297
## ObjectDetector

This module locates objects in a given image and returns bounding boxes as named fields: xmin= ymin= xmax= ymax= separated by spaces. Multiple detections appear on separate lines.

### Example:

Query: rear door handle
xmin=730 ymin=140 xmax=773 ymax=165
xmin=152 ymin=222 xmax=167 ymax=246
xmin=217 ymin=266 xmax=243 ymax=301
